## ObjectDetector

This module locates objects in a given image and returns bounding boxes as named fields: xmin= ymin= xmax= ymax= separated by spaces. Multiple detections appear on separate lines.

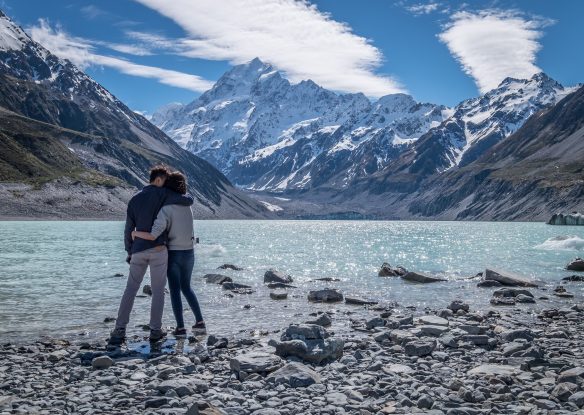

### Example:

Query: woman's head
xmin=165 ymin=171 xmax=188 ymax=194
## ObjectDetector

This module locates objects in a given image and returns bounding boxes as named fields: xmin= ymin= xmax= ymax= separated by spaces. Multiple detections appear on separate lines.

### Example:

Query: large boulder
xmin=401 ymin=272 xmax=446 ymax=284
xmin=204 ymin=274 xmax=232 ymax=284
xmin=308 ymin=288 xmax=343 ymax=303
xmin=378 ymin=262 xmax=407 ymax=277
xmin=273 ymin=323 xmax=344 ymax=365
xmin=264 ymin=270 xmax=293 ymax=284
xmin=230 ymin=352 xmax=283 ymax=376
xmin=266 ymin=362 xmax=321 ymax=388
xmin=483 ymin=268 xmax=538 ymax=287
xmin=567 ymin=258 xmax=584 ymax=272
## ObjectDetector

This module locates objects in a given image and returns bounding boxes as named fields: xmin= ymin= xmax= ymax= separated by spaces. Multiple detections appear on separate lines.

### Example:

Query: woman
xmin=132 ymin=171 xmax=205 ymax=335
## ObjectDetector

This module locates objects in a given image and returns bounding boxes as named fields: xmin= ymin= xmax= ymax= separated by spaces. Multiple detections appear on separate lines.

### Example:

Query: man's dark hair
xmin=149 ymin=165 xmax=170 ymax=183
xmin=165 ymin=171 xmax=188 ymax=195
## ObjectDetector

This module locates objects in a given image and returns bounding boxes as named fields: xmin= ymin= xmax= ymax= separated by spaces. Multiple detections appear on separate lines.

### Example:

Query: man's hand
xmin=126 ymin=255 xmax=132 ymax=264
xmin=131 ymin=231 xmax=137 ymax=240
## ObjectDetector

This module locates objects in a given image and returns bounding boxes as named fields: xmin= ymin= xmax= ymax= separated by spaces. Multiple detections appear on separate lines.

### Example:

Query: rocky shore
xmin=2 ymin=263 xmax=584 ymax=414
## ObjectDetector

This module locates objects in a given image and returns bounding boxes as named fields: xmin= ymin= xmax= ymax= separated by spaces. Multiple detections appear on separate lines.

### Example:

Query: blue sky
xmin=2 ymin=0 xmax=582 ymax=113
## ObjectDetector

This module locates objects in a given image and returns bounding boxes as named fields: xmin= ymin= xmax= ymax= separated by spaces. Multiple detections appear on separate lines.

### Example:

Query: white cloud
xmin=407 ymin=3 xmax=441 ymax=16
xmin=133 ymin=0 xmax=404 ymax=97
xmin=438 ymin=10 xmax=551 ymax=93
xmin=28 ymin=20 xmax=213 ymax=93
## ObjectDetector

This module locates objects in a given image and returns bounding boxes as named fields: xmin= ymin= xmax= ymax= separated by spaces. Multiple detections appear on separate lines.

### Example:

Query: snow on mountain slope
xmin=153 ymin=58 xmax=449 ymax=191
xmin=409 ymin=72 xmax=574 ymax=175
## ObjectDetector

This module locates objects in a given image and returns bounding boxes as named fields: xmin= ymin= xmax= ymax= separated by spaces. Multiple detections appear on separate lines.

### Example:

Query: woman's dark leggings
xmin=167 ymin=249 xmax=203 ymax=328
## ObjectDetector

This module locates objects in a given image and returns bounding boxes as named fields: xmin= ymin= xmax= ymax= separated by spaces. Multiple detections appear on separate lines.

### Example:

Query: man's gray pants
xmin=115 ymin=247 xmax=168 ymax=331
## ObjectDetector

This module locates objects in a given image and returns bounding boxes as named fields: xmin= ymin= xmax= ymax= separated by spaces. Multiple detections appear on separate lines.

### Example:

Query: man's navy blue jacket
xmin=124 ymin=185 xmax=194 ymax=255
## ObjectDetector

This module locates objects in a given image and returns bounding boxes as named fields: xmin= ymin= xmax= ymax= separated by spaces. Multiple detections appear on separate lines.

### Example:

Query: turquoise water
xmin=0 ymin=220 xmax=583 ymax=342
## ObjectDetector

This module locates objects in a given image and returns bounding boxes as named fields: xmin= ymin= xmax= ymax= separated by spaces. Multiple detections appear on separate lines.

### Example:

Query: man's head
xmin=164 ymin=171 xmax=188 ymax=195
xmin=149 ymin=165 xmax=170 ymax=187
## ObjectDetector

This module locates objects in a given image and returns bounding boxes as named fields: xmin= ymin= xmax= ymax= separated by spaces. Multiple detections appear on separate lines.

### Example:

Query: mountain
xmin=406 ymin=84 xmax=584 ymax=220
xmin=153 ymin=58 xmax=451 ymax=192
xmin=406 ymin=73 xmax=572 ymax=177
xmin=0 ymin=10 xmax=269 ymax=219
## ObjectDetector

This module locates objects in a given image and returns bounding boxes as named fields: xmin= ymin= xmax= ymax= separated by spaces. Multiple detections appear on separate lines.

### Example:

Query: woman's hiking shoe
xmin=173 ymin=327 xmax=187 ymax=336
xmin=192 ymin=321 xmax=206 ymax=332
xmin=149 ymin=329 xmax=167 ymax=342
xmin=108 ymin=327 xmax=126 ymax=345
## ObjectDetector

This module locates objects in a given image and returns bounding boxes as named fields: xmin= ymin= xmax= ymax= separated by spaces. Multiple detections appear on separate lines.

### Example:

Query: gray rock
xmin=204 ymin=274 xmax=233 ymax=284
xmin=467 ymin=364 xmax=521 ymax=376
xmin=483 ymin=268 xmax=538 ymax=287
xmin=270 ymin=292 xmax=288 ymax=300
xmin=447 ymin=300 xmax=469 ymax=313
xmin=218 ymin=264 xmax=243 ymax=271
xmin=282 ymin=324 xmax=326 ymax=340
xmin=477 ymin=280 xmax=503 ymax=288
xmin=500 ymin=328 xmax=534 ymax=342
xmin=404 ymin=340 xmax=436 ymax=356
xmin=274 ymin=338 xmax=344 ymax=364
xmin=492 ymin=288 xmax=534 ymax=298
xmin=230 ymin=352 xmax=283 ymax=375
xmin=378 ymin=263 xmax=407 ymax=277
xmin=567 ymin=258 xmax=584 ymax=271
xmin=157 ymin=379 xmax=208 ymax=397
xmin=307 ymin=288 xmax=343 ymax=303
xmin=418 ymin=315 xmax=449 ymax=326
xmin=401 ymin=271 xmax=446 ymax=283
xmin=417 ymin=394 xmax=434 ymax=410
xmin=145 ymin=397 xmax=171 ymax=409
xmin=143 ymin=284 xmax=152 ymax=295
xmin=264 ymin=270 xmax=293 ymax=284
xmin=382 ymin=363 xmax=414 ymax=374
xmin=306 ymin=314 xmax=332 ymax=327
xmin=267 ymin=282 xmax=296 ymax=289
xmin=551 ymin=382 xmax=578 ymax=402
xmin=221 ymin=281 xmax=252 ymax=290
xmin=345 ymin=297 xmax=378 ymax=305
xmin=366 ymin=317 xmax=385 ymax=330
xmin=558 ymin=367 xmax=584 ymax=383
xmin=47 ymin=350 xmax=68 ymax=362
xmin=569 ymin=391 xmax=584 ymax=408
xmin=490 ymin=297 xmax=516 ymax=306
xmin=266 ymin=362 xmax=321 ymax=387
xmin=420 ymin=325 xmax=449 ymax=336
xmin=91 ymin=355 xmax=113 ymax=370
xmin=516 ymin=294 xmax=536 ymax=303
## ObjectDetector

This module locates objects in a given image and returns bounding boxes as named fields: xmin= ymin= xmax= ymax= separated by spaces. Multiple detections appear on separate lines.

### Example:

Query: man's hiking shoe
xmin=108 ymin=328 xmax=126 ymax=345
xmin=149 ymin=329 xmax=167 ymax=342
xmin=192 ymin=321 xmax=206 ymax=332
xmin=173 ymin=327 xmax=187 ymax=336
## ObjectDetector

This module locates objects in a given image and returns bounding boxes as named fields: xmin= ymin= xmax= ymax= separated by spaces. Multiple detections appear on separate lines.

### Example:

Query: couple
xmin=109 ymin=166 xmax=205 ymax=344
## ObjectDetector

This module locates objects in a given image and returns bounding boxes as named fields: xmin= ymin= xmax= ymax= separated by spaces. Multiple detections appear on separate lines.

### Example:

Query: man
xmin=109 ymin=165 xmax=194 ymax=344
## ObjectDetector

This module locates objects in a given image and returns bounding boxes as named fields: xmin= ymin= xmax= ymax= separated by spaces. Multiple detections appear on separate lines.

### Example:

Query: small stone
xmin=92 ymin=356 xmax=114 ymax=370
xmin=266 ymin=362 xmax=321 ymax=387
xmin=307 ymin=288 xmax=343 ymax=303
xmin=270 ymin=292 xmax=288 ymax=300
xmin=143 ymin=284 xmax=152 ymax=296
xmin=404 ymin=340 xmax=436 ymax=357
xmin=264 ymin=269 xmax=293 ymax=284
xmin=447 ymin=300 xmax=469 ymax=313
xmin=417 ymin=394 xmax=434 ymax=410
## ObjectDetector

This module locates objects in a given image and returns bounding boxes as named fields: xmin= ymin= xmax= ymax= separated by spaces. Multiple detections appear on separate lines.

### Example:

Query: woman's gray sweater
xmin=150 ymin=205 xmax=194 ymax=250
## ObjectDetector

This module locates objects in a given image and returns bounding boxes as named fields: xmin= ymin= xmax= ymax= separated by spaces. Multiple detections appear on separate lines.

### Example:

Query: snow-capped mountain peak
xmin=0 ymin=11 xmax=27 ymax=51
xmin=409 ymin=72 xmax=572 ymax=174
xmin=153 ymin=58 xmax=450 ymax=191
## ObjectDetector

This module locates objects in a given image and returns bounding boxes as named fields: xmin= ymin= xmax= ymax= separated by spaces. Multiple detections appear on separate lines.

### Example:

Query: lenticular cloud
xmin=439 ymin=10 xmax=549 ymax=93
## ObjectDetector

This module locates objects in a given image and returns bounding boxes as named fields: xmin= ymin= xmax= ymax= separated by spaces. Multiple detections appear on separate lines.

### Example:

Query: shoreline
xmin=2 ymin=290 xmax=584 ymax=414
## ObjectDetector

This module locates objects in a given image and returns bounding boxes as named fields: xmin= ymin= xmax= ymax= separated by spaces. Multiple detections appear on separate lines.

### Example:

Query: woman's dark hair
xmin=149 ymin=165 xmax=170 ymax=183
xmin=165 ymin=171 xmax=188 ymax=194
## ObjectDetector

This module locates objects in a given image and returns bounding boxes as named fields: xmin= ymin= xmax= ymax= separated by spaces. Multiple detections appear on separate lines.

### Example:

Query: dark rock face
xmin=483 ymin=268 xmax=538 ymax=287
xmin=378 ymin=263 xmax=407 ymax=277
xmin=401 ymin=271 xmax=446 ymax=284
xmin=566 ymin=258 xmax=584 ymax=272
xmin=264 ymin=270 xmax=293 ymax=284
xmin=307 ymin=289 xmax=344 ymax=303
